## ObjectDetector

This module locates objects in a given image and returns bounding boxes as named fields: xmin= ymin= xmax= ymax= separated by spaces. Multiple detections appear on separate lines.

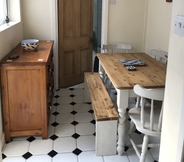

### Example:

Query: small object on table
xmin=6 ymin=60 xmax=12 ymax=62
xmin=126 ymin=65 xmax=136 ymax=71
xmin=9 ymin=54 xmax=19 ymax=59
xmin=120 ymin=59 xmax=146 ymax=66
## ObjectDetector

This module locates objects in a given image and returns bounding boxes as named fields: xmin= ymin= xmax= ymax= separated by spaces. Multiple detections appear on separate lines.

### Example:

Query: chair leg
xmin=140 ymin=135 xmax=149 ymax=162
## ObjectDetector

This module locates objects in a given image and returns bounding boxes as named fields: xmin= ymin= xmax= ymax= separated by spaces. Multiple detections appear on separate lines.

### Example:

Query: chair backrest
xmin=133 ymin=84 xmax=165 ymax=133
xmin=117 ymin=43 xmax=132 ymax=53
xmin=150 ymin=49 xmax=168 ymax=65
xmin=102 ymin=43 xmax=132 ymax=53
xmin=102 ymin=44 xmax=118 ymax=53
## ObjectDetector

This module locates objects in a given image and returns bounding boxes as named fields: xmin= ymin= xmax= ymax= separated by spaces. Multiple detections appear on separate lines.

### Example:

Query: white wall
xmin=0 ymin=24 xmax=23 ymax=60
xmin=108 ymin=0 xmax=147 ymax=52
xmin=108 ymin=0 xmax=172 ymax=54
xmin=144 ymin=0 xmax=173 ymax=55
xmin=21 ymin=0 xmax=52 ymax=40
xmin=159 ymin=0 xmax=184 ymax=161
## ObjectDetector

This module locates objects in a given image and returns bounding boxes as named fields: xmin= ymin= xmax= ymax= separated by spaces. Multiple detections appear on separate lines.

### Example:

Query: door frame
xmin=50 ymin=0 xmax=109 ymax=89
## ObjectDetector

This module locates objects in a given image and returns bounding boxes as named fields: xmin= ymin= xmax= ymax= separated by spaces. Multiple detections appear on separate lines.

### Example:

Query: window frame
xmin=0 ymin=0 xmax=8 ymax=26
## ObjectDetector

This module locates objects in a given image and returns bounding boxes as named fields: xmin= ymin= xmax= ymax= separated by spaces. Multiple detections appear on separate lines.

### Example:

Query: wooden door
xmin=58 ymin=0 xmax=93 ymax=88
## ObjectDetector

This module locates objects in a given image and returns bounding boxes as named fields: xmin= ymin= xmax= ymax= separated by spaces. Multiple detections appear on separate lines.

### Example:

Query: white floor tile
xmin=2 ymin=86 xmax=160 ymax=162
xmin=57 ymin=96 xmax=72 ymax=104
xmin=52 ymin=95 xmax=57 ymax=103
xmin=49 ymin=114 xmax=55 ymax=124
xmin=69 ymin=83 xmax=84 ymax=88
xmin=56 ymin=113 xmax=74 ymax=124
xmin=73 ymin=104 xmax=91 ymax=113
xmin=57 ymin=104 xmax=73 ymax=114
xmin=126 ymin=147 xmax=140 ymax=162
xmin=148 ymin=136 xmax=160 ymax=160
xmin=26 ymin=155 xmax=52 ymax=162
xmin=53 ymin=137 xmax=76 ymax=153
xmin=3 ymin=141 xmax=30 ymax=157
xmin=127 ymin=132 xmax=143 ymax=146
xmin=11 ymin=136 xmax=29 ymax=141
xmin=127 ymin=146 xmax=155 ymax=162
xmin=75 ymin=113 xmax=93 ymax=123
xmin=78 ymin=151 xmax=104 ymax=162
xmin=103 ymin=154 xmax=130 ymax=162
xmin=77 ymin=135 xmax=95 ymax=151
xmin=57 ymin=89 xmax=72 ymax=96
xmin=48 ymin=125 xmax=55 ymax=137
xmin=72 ymin=89 xmax=84 ymax=95
xmin=29 ymin=139 xmax=53 ymax=155
xmin=55 ymin=124 xmax=75 ymax=137
xmin=53 ymin=153 xmax=78 ymax=162
xmin=149 ymin=148 xmax=160 ymax=161
xmin=73 ymin=96 xmax=84 ymax=103
xmin=76 ymin=123 xmax=95 ymax=135
xmin=77 ymin=83 xmax=84 ymax=88
xmin=2 ymin=156 xmax=26 ymax=162
xmin=51 ymin=106 xmax=57 ymax=113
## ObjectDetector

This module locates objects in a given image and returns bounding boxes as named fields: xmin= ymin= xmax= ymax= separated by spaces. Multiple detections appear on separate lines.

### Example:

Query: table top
xmin=97 ymin=53 xmax=166 ymax=89
xmin=0 ymin=40 xmax=54 ymax=66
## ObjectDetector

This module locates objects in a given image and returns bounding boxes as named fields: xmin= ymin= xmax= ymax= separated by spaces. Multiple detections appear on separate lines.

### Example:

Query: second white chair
xmin=128 ymin=84 xmax=165 ymax=162
xmin=150 ymin=49 xmax=168 ymax=65
xmin=99 ymin=43 xmax=133 ymax=93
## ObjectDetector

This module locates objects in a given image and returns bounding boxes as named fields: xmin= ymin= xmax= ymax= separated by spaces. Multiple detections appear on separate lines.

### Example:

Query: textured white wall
xmin=108 ymin=0 xmax=147 ymax=52
xmin=144 ymin=0 xmax=173 ymax=55
xmin=21 ymin=0 xmax=52 ymax=40
xmin=159 ymin=0 xmax=184 ymax=161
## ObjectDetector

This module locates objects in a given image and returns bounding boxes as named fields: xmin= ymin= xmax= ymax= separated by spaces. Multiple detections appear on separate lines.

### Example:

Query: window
xmin=0 ymin=0 xmax=8 ymax=26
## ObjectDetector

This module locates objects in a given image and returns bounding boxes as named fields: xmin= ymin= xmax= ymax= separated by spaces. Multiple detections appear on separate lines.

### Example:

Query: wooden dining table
xmin=97 ymin=52 xmax=166 ymax=155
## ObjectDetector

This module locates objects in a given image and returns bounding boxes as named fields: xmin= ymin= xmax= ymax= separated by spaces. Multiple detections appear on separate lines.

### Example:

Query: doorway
xmin=51 ymin=0 xmax=108 ymax=89
xmin=58 ymin=0 xmax=93 ymax=88
xmin=92 ymin=0 xmax=102 ymax=72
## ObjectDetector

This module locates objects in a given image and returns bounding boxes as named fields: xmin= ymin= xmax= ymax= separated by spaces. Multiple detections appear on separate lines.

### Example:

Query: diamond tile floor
xmin=2 ymin=84 xmax=160 ymax=162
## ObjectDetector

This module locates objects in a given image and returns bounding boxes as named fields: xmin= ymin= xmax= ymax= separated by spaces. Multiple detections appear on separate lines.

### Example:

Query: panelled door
xmin=58 ymin=0 xmax=93 ymax=88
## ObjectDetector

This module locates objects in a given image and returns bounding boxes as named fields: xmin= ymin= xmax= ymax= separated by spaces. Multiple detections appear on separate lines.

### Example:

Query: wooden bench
xmin=83 ymin=72 xmax=119 ymax=156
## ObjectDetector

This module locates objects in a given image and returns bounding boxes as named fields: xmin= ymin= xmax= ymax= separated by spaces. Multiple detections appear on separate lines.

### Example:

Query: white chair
xmin=99 ymin=43 xmax=133 ymax=93
xmin=99 ymin=44 xmax=118 ymax=87
xmin=128 ymin=84 xmax=164 ymax=162
xmin=150 ymin=49 xmax=168 ymax=65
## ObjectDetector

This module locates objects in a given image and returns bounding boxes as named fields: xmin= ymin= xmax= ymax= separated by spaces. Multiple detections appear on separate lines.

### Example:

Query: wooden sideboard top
xmin=0 ymin=40 xmax=54 ymax=66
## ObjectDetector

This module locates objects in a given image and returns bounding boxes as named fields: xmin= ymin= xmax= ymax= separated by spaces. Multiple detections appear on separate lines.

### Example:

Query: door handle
xmin=89 ymin=38 xmax=94 ymax=43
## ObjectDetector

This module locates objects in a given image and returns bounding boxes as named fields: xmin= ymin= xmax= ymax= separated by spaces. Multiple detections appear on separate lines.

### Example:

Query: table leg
xmin=116 ymin=89 xmax=129 ymax=155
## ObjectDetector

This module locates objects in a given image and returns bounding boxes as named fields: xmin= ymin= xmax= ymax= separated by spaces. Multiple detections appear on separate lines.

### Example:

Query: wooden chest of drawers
xmin=0 ymin=41 xmax=54 ymax=142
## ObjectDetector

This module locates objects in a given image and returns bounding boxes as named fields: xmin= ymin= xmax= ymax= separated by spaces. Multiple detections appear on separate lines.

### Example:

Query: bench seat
xmin=84 ymin=72 xmax=119 ymax=156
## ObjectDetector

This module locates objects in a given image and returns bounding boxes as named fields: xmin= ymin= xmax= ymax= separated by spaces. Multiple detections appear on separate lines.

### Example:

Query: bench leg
xmin=83 ymin=77 xmax=91 ymax=102
xmin=96 ymin=120 xmax=118 ymax=156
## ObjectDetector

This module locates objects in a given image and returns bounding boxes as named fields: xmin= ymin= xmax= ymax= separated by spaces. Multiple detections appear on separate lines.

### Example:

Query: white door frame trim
xmin=51 ymin=0 xmax=59 ymax=89
xmin=51 ymin=0 xmax=108 ymax=89
xmin=101 ymin=0 xmax=109 ymax=51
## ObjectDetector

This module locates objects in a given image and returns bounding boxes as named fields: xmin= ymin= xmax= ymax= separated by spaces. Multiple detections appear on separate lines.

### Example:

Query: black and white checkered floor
xmin=2 ymin=84 xmax=160 ymax=162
